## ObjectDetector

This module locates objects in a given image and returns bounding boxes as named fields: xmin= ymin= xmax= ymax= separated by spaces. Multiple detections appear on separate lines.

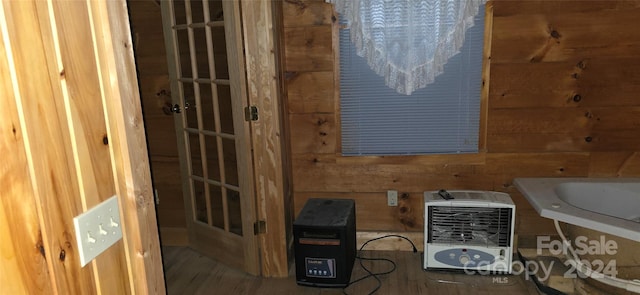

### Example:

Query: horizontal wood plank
xmin=492 ymin=1 xmax=640 ymax=17
xmin=492 ymin=7 xmax=640 ymax=62
xmin=489 ymin=59 xmax=640 ymax=109
xmin=487 ymin=130 xmax=640 ymax=152
xmin=289 ymin=114 xmax=336 ymax=154
xmin=284 ymin=26 xmax=333 ymax=72
xmin=285 ymin=71 xmax=334 ymax=113
xmin=282 ymin=0 xmax=334 ymax=28
xmin=589 ymin=151 xmax=640 ymax=177
xmin=484 ymin=153 xmax=590 ymax=176
xmin=488 ymin=107 xmax=640 ymax=135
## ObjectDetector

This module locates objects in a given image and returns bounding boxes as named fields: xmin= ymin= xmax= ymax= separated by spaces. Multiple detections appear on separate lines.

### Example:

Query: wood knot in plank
xmin=12 ymin=123 xmax=16 ymax=137
xmin=137 ymin=249 xmax=149 ymax=258
xmin=530 ymin=26 xmax=562 ymax=63
xmin=400 ymin=217 xmax=416 ymax=228
xmin=572 ymin=94 xmax=582 ymax=102
xmin=59 ymin=249 xmax=66 ymax=261
xmin=136 ymin=193 xmax=148 ymax=208
xmin=316 ymin=118 xmax=328 ymax=126
xmin=576 ymin=60 xmax=587 ymax=69
xmin=36 ymin=233 xmax=46 ymax=259
xmin=130 ymin=114 xmax=141 ymax=128
xmin=284 ymin=71 xmax=298 ymax=81
xmin=102 ymin=134 xmax=109 ymax=145
xmin=305 ymin=38 xmax=314 ymax=48
xmin=285 ymin=0 xmax=306 ymax=11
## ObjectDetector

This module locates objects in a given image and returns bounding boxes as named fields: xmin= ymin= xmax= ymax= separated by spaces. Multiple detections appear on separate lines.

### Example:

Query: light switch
xmin=73 ymin=195 xmax=123 ymax=267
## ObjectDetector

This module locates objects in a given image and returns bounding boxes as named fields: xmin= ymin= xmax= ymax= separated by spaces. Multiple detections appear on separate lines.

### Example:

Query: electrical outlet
xmin=387 ymin=190 xmax=398 ymax=206
xmin=73 ymin=195 xmax=123 ymax=267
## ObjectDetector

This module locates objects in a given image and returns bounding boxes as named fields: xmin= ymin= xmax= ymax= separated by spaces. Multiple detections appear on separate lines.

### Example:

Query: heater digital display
xmin=305 ymin=258 xmax=336 ymax=278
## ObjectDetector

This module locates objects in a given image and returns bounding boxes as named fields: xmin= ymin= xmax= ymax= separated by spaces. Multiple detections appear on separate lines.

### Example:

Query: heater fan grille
xmin=428 ymin=206 xmax=512 ymax=247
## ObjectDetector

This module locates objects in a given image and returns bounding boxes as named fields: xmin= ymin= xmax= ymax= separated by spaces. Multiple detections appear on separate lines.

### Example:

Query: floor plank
xmin=162 ymin=246 xmax=541 ymax=294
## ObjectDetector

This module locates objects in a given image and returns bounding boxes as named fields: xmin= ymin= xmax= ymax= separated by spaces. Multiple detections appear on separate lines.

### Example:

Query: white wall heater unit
xmin=423 ymin=190 xmax=515 ymax=273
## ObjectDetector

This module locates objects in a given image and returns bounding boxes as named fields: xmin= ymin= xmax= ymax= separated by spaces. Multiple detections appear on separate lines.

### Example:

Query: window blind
xmin=339 ymin=5 xmax=485 ymax=156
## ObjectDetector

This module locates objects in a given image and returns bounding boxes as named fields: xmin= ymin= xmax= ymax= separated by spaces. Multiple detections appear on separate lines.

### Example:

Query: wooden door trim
xmin=241 ymin=0 xmax=291 ymax=278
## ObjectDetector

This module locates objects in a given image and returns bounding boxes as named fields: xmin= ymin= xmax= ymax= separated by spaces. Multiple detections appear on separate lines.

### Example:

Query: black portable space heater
xmin=293 ymin=198 xmax=356 ymax=288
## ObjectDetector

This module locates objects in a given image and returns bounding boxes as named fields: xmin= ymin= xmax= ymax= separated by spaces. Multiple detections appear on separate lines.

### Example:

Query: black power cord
xmin=342 ymin=235 xmax=418 ymax=295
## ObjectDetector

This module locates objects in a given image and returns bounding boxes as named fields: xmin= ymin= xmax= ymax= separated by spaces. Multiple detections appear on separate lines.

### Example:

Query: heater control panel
xmin=305 ymin=258 xmax=336 ymax=278
xmin=434 ymin=248 xmax=496 ymax=268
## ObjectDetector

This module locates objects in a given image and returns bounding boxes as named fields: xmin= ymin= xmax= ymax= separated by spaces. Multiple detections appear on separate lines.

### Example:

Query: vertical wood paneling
xmin=46 ymin=1 xmax=130 ymax=292
xmin=1 ymin=0 xmax=164 ymax=293
xmin=2 ymin=1 xmax=97 ymax=292
xmin=0 ymin=11 xmax=52 ymax=293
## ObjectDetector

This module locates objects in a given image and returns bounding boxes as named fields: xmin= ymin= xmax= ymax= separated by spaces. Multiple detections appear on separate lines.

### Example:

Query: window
xmin=339 ymin=5 xmax=485 ymax=156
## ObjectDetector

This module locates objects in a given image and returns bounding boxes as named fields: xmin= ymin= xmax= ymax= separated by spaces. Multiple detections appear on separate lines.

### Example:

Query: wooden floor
xmin=162 ymin=246 xmax=542 ymax=294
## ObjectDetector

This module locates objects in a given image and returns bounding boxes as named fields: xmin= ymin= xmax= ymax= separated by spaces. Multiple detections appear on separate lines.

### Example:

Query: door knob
xmin=170 ymin=104 xmax=182 ymax=113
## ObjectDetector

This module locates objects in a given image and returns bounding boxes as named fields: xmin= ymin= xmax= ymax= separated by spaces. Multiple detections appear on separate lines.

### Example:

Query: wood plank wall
xmin=1 ymin=0 xmax=164 ymax=293
xmin=133 ymin=0 xmax=640 ymax=253
xmin=283 ymin=0 xmax=640 ymax=246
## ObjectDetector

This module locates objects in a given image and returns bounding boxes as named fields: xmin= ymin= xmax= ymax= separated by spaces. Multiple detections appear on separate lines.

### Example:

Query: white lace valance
xmin=327 ymin=0 xmax=485 ymax=95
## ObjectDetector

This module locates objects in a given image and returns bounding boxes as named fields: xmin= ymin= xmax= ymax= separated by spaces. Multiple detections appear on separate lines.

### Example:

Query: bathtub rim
xmin=513 ymin=177 xmax=640 ymax=243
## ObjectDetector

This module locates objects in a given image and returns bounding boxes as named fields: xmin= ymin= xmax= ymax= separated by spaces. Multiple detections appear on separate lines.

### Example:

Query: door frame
xmin=88 ymin=0 xmax=166 ymax=292
xmin=241 ymin=0 xmax=292 ymax=278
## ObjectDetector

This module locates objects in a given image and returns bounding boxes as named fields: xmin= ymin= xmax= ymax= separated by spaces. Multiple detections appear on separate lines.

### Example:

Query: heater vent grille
xmin=428 ymin=206 xmax=512 ymax=247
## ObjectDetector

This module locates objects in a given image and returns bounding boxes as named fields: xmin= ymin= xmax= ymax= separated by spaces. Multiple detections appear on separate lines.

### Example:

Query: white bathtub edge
xmin=513 ymin=178 xmax=640 ymax=243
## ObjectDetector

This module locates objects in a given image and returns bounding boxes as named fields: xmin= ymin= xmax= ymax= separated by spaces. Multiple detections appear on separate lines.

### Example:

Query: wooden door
xmin=160 ymin=0 xmax=260 ymax=275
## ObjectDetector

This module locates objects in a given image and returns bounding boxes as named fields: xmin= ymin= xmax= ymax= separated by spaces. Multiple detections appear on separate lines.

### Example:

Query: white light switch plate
xmin=73 ymin=195 xmax=123 ymax=267
xmin=387 ymin=190 xmax=398 ymax=206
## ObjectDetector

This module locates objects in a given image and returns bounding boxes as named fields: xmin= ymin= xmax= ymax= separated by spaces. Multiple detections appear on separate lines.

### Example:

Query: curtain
xmin=327 ymin=0 xmax=485 ymax=95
